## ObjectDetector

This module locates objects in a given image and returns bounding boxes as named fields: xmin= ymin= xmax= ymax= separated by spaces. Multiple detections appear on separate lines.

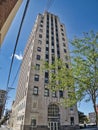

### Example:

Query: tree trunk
xmin=93 ymin=99 xmax=98 ymax=127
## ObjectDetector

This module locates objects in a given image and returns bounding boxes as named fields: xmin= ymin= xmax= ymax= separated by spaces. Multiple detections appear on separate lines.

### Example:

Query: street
xmin=0 ymin=126 xmax=98 ymax=130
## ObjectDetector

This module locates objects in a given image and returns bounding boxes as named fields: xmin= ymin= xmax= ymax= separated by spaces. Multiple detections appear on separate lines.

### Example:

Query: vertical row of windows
xmin=55 ymin=17 xmax=60 ymax=58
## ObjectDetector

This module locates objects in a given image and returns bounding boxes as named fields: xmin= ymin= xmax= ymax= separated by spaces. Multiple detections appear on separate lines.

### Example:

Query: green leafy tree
xmin=43 ymin=31 xmax=98 ymax=126
xmin=43 ymin=59 xmax=77 ymax=108
xmin=70 ymin=31 xmax=98 ymax=126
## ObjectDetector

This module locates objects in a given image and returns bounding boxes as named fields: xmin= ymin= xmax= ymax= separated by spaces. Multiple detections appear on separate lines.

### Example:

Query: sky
xmin=0 ymin=0 xmax=98 ymax=115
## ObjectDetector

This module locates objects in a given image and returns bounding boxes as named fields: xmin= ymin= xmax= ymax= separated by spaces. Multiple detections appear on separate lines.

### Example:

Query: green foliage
xmin=43 ymin=31 xmax=98 ymax=125
xmin=43 ymin=59 xmax=77 ymax=107
xmin=70 ymin=31 xmax=98 ymax=125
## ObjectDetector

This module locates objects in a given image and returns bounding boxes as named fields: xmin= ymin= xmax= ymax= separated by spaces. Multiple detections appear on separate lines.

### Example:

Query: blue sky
xmin=0 ymin=0 xmax=98 ymax=115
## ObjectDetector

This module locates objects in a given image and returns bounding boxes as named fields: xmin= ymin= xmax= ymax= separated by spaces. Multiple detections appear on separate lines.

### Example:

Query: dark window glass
xmin=64 ymin=49 xmax=67 ymax=53
xmin=37 ymin=47 xmax=41 ymax=52
xmin=46 ymin=54 xmax=49 ymax=59
xmin=51 ymin=36 xmax=54 ymax=40
xmin=35 ymin=64 xmax=40 ymax=70
xmin=46 ymin=40 xmax=49 ymax=44
xmin=62 ymin=33 xmax=64 ymax=36
xmin=51 ymin=31 xmax=54 ymax=35
xmin=47 ymin=29 xmax=49 ymax=34
xmin=46 ymin=34 xmax=49 ymax=39
xmin=40 ymin=24 xmax=43 ymax=27
xmin=34 ymin=75 xmax=39 ymax=81
xmin=56 ymin=38 xmax=59 ymax=42
xmin=31 ymin=119 xmax=36 ymax=126
xmin=51 ymin=27 xmax=54 ymax=30
xmin=40 ymin=20 xmax=43 ymax=23
xmin=36 ymin=55 xmax=41 ymax=60
xmin=52 ymin=41 xmax=54 ymax=46
xmin=33 ymin=86 xmax=38 ymax=95
xmin=47 ymin=25 xmax=49 ymax=28
xmin=39 ymin=34 xmax=42 ymax=38
xmin=59 ymin=90 xmax=63 ymax=98
xmin=57 ymin=44 xmax=59 ymax=48
xmin=65 ymin=63 xmax=69 ymax=68
xmin=63 ymin=43 xmax=66 ymax=47
xmin=70 ymin=117 xmax=74 ymax=125
xmin=44 ymin=88 xmax=49 ymax=96
xmin=52 ymin=49 xmax=54 ymax=53
xmin=46 ymin=47 xmax=49 ymax=51
xmin=52 ymin=56 xmax=55 ymax=64
xmin=70 ymin=107 xmax=74 ymax=111
xmin=61 ymin=28 xmax=63 ymax=31
xmin=45 ymin=72 xmax=49 ymax=78
xmin=62 ymin=38 xmax=65 ymax=41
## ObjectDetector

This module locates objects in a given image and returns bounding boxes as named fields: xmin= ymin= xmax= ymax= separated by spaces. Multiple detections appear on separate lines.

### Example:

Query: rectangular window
xmin=39 ymin=28 xmax=43 ymax=32
xmin=40 ymin=20 xmax=43 ymax=23
xmin=63 ymin=43 xmax=66 ymax=47
xmin=64 ymin=49 xmax=67 ymax=53
xmin=59 ymin=90 xmax=63 ymax=98
xmin=35 ymin=64 xmax=40 ymax=70
xmin=52 ymin=49 xmax=54 ymax=53
xmin=44 ymin=88 xmax=49 ymax=96
xmin=38 ymin=40 xmax=42 ymax=44
xmin=31 ymin=118 xmax=36 ymax=126
xmin=34 ymin=74 xmax=39 ymax=81
xmin=36 ymin=55 xmax=41 ymax=60
xmin=70 ymin=117 xmax=74 ymax=125
xmin=45 ymin=72 xmax=49 ymax=83
xmin=70 ymin=107 xmax=74 ymax=111
xmin=65 ymin=63 xmax=69 ymax=68
xmin=46 ymin=40 xmax=49 ymax=44
xmin=52 ymin=91 xmax=57 ymax=98
xmin=39 ymin=34 xmax=42 ymax=38
xmin=46 ymin=47 xmax=49 ymax=51
xmin=37 ymin=47 xmax=41 ymax=52
xmin=46 ymin=54 xmax=49 ymax=59
xmin=40 ymin=24 xmax=43 ymax=27
xmin=62 ymin=33 xmax=64 ymax=36
xmin=45 ymin=72 xmax=49 ymax=78
xmin=33 ymin=86 xmax=38 ymax=95
xmin=62 ymin=38 xmax=65 ymax=41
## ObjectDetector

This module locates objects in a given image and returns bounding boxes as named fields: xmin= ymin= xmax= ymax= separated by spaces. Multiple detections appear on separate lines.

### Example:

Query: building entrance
xmin=49 ymin=121 xmax=60 ymax=130
xmin=48 ymin=104 xmax=60 ymax=130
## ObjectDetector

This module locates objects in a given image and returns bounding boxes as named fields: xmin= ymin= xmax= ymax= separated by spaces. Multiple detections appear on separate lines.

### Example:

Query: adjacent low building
xmin=0 ymin=90 xmax=6 ymax=119
xmin=89 ymin=112 xmax=96 ymax=124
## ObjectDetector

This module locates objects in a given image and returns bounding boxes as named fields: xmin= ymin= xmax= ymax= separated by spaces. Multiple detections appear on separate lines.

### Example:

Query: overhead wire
xmin=6 ymin=0 xmax=30 ymax=90
xmin=10 ymin=19 xmax=40 ymax=89
xmin=4 ymin=0 xmax=30 ymax=113
xmin=45 ymin=0 xmax=54 ymax=11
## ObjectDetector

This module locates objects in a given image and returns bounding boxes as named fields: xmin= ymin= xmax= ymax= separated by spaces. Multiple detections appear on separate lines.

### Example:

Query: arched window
xmin=48 ymin=104 xmax=59 ymax=117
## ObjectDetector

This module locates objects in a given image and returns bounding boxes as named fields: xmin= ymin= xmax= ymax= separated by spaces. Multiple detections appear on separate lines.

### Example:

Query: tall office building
xmin=11 ymin=12 xmax=79 ymax=130
xmin=0 ymin=0 xmax=23 ymax=45
xmin=0 ymin=90 xmax=6 ymax=119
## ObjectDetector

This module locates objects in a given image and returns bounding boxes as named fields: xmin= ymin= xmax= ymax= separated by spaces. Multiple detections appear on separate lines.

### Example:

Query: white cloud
xmin=11 ymin=53 xmax=23 ymax=61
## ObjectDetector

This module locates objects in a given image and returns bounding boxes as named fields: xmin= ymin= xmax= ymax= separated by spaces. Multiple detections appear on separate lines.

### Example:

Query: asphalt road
xmin=0 ymin=126 xmax=98 ymax=130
